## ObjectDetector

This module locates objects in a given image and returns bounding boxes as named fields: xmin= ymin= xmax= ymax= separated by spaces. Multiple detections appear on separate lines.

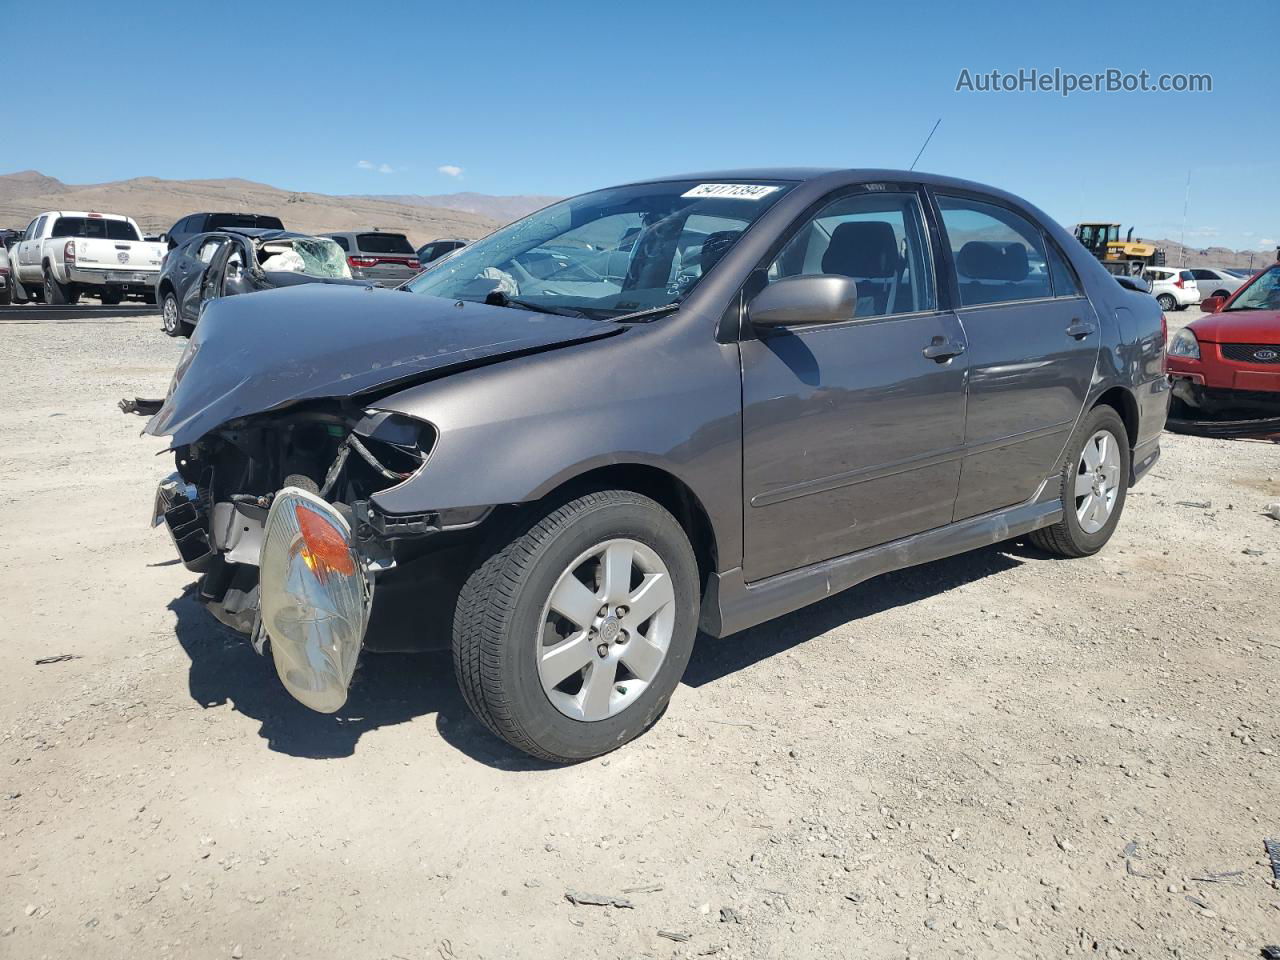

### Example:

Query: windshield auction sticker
xmin=682 ymin=183 xmax=781 ymax=200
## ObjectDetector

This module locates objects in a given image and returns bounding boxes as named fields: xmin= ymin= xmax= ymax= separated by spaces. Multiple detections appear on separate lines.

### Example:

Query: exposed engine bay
xmin=153 ymin=401 xmax=445 ymax=641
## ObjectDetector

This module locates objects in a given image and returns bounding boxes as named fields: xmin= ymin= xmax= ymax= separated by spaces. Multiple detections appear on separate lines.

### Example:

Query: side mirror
xmin=747 ymin=274 xmax=857 ymax=329
xmin=1200 ymin=295 xmax=1226 ymax=313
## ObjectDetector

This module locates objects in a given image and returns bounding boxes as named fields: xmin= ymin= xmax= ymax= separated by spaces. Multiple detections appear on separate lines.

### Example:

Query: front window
xmin=405 ymin=180 xmax=794 ymax=318
xmin=1226 ymin=264 xmax=1280 ymax=311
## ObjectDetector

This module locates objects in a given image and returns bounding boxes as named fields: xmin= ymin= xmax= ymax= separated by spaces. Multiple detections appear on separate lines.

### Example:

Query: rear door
xmin=740 ymin=185 xmax=968 ymax=581
xmin=932 ymin=192 xmax=1099 ymax=520
xmin=181 ymin=235 xmax=227 ymax=320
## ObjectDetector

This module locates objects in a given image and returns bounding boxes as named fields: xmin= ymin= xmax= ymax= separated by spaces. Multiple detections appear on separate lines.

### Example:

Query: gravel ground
xmin=1 ymin=312 xmax=1278 ymax=960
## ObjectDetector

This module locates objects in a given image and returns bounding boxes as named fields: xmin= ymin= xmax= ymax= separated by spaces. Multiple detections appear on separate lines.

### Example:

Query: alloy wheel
xmin=162 ymin=295 xmax=179 ymax=334
xmin=537 ymin=538 xmax=676 ymax=722
xmin=1074 ymin=429 xmax=1121 ymax=534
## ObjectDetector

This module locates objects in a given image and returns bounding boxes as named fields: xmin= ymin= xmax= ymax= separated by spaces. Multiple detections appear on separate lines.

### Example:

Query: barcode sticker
xmin=682 ymin=183 xmax=781 ymax=201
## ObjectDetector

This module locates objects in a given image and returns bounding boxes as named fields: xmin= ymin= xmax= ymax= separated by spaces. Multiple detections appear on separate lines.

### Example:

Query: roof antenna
xmin=909 ymin=118 xmax=942 ymax=172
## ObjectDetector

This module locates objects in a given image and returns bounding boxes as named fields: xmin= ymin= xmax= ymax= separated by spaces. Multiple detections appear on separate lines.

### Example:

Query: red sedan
xmin=1166 ymin=263 xmax=1280 ymax=418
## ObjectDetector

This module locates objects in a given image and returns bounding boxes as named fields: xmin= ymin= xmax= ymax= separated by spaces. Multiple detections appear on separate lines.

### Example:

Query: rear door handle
xmin=1066 ymin=319 xmax=1097 ymax=339
xmin=922 ymin=339 xmax=965 ymax=362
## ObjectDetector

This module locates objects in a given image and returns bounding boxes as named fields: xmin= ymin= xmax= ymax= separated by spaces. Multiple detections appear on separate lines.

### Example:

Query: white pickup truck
xmin=11 ymin=211 xmax=165 ymax=305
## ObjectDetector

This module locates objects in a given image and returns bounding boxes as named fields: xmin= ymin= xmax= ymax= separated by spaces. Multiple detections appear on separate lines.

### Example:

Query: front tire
xmin=1030 ymin=405 xmax=1130 ymax=558
xmin=161 ymin=292 xmax=183 ymax=336
xmin=453 ymin=490 xmax=699 ymax=762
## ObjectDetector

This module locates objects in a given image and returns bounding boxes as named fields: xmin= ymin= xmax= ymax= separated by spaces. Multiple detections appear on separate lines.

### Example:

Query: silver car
xmin=1187 ymin=267 xmax=1246 ymax=301
xmin=322 ymin=230 xmax=421 ymax=287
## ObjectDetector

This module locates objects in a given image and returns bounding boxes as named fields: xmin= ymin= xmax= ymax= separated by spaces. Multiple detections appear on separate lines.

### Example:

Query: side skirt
xmin=700 ymin=496 xmax=1063 ymax=638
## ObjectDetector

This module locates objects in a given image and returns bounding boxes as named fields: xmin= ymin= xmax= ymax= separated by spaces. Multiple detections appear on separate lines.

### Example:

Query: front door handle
xmin=1066 ymin=319 xmax=1097 ymax=339
xmin=923 ymin=338 xmax=965 ymax=362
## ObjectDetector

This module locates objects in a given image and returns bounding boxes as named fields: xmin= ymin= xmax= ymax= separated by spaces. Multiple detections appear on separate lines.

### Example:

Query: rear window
xmin=50 ymin=217 xmax=141 ymax=241
xmin=206 ymin=214 xmax=284 ymax=231
xmin=357 ymin=232 xmax=414 ymax=255
xmin=1179 ymin=270 xmax=1195 ymax=282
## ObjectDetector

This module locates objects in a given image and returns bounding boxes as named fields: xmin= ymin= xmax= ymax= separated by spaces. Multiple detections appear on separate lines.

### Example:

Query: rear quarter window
xmin=357 ymin=233 xmax=414 ymax=255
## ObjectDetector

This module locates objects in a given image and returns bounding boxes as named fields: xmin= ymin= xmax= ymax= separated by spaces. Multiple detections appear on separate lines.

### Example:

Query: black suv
xmin=163 ymin=213 xmax=285 ymax=250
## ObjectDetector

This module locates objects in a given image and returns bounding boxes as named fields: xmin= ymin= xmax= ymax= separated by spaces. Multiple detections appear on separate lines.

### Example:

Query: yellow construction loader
xmin=1073 ymin=222 xmax=1167 ymax=276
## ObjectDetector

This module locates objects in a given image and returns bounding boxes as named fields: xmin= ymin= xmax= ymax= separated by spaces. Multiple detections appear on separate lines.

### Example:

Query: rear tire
xmin=1211 ymin=289 xmax=1229 ymax=299
xmin=43 ymin=266 xmax=76 ymax=305
xmin=1030 ymin=405 xmax=1130 ymax=558
xmin=1156 ymin=293 xmax=1176 ymax=311
xmin=453 ymin=490 xmax=699 ymax=762
xmin=101 ymin=291 xmax=122 ymax=306
xmin=161 ymin=292 xmax=182 ymax=336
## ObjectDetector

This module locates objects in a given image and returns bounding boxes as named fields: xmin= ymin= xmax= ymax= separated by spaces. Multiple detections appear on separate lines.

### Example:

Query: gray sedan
xmin=145 ymin=168 xmax=1168 ymax=761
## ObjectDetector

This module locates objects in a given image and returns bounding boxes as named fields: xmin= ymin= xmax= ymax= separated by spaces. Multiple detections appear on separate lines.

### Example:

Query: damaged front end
xmin=153 ymin=401 xmax=449 ymax=712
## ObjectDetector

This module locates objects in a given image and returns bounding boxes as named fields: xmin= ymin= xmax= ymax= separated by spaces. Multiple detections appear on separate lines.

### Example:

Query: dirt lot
xmin=1 ymin=310 xmax=1278 ymax=960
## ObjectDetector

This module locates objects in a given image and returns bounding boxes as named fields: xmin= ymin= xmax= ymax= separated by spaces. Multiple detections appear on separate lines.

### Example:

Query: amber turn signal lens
xmin=295 ymin=503 xmax=356 ymax=578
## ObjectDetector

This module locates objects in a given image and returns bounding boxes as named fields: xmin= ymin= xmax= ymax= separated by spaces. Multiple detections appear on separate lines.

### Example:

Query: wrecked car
xmin=1167 ymin=262 xmax=1280 ymax=421
xmin=144 ymin=169 xmax=1168 ymax=762
xmin=157 ymin=228 xmax=361 ymax=337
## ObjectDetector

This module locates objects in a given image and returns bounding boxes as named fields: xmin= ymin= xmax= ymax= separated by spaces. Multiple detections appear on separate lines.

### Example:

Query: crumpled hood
xmin=1187 ymin=309 xmax=1280 ymax=344
xmin=146 ymin=284 xmax=618 ymax=446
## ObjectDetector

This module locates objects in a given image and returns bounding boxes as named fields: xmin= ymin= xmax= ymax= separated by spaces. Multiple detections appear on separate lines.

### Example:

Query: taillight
xmin=64 ymin=240 xmax=76 ymax=263
xmin=1174 ymin=277 xmax=1185 ymax=289
xmin=348 ymin=256 xmax=377 ymax=269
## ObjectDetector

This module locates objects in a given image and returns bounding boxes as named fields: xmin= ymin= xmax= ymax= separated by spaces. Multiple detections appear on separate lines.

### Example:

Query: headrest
xmin=822 ymin=221 xmax=899 ymax=278
xmin=957 ymin=241 xmax=1029 ymax=282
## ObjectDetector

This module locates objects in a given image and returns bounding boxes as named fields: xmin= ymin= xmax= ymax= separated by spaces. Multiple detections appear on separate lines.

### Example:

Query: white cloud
xmin=356 ymin=160 xmax=396 ymax=174
xmin=1260 ymin=237 xmax=1276 ymax=246
xmin=356 ymin=160 xmax=374 ymax=170
xmin=377 ymin=163 xmax=394 ymax=174
xmin=438 ymin=164 xmax=464 ymax=178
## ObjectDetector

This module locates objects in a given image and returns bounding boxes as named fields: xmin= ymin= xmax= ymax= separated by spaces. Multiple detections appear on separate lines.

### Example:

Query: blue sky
xmin=6 ymin=0 xmax=1277 ymax=249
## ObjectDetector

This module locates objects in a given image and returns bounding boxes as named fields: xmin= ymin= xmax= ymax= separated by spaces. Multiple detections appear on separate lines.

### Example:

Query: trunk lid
xmin=146 ymin=283 xmax=620 ymax=446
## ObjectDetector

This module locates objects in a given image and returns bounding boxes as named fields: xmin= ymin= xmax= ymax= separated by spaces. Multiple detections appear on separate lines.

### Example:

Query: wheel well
xmin=158 ymin=279 xmax=175 ymax=299
xmin=1093 ymin=387 xmax=1139 ymax=447
xmin=540 ymin=464 xmax=719 ymax=594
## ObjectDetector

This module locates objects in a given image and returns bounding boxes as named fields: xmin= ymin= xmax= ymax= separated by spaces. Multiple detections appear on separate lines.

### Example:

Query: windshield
xmin=405 ymin=180 xmax=793 ymax=318
xmin=1226 ymin=264 xmax=1280 ymax=310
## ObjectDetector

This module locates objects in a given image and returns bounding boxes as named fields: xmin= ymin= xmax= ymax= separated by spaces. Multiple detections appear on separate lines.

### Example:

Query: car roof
xmin=620 ymin=167 xmax=1014 ymax=191
xmin=42 ymin=210 xmax=133 ymax=220
xmin=323 ymin=230 xmax=409 ymax=238
xmin=217 ymin=228 xmax=314 ymax=242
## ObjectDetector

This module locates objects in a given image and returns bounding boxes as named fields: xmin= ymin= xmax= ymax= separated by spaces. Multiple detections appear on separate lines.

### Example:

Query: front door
xmin=932 ymin=193 xmax=1100 ymax=520
xmin=740 ymin=187 xmax=968 ymax=582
